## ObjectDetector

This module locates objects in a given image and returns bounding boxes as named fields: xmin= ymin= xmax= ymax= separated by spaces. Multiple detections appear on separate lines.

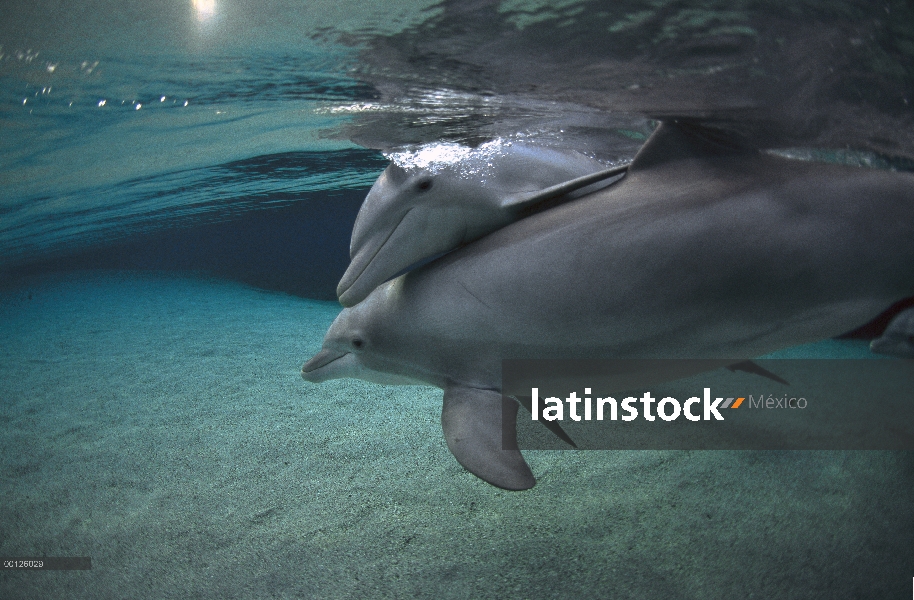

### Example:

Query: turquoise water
xmin=0 ymin=49 xmax=383 ymax=264
xmin=1 ymin=1 xmax=913 ymax=598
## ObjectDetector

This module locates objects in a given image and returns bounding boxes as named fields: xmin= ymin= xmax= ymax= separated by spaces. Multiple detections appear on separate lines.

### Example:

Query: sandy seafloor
xmin=0 ymin=270 xmax=911 ymax=599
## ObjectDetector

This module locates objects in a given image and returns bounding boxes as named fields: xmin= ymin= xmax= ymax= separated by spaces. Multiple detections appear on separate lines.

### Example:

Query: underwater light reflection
xmin=192 ymin=0 xmax=216 ymax=23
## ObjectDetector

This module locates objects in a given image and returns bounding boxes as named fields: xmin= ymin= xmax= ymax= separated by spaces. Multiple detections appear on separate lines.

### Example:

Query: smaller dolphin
xmin=870 ymin=308 xmax=914 ymax=357
xmin=337 ymin=141 xmax=628 ymax=306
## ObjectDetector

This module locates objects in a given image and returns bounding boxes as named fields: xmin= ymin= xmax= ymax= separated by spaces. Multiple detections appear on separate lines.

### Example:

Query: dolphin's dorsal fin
xmin=501 ymin=163 xmax=629 ymax=213
xmin=500 ymin=120 xmax=755 ymax=213
xmin=441 ymin=385 xmax=535 ymax=490
xmin=629 ymin=120 xmax=756 ymax=173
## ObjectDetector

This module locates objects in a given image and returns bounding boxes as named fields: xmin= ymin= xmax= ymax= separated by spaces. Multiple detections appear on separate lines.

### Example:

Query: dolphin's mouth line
xmin=301 ymin=350 xmax=351 ymax=374
xmin=340 ymin=207 xmax=414 ymax=296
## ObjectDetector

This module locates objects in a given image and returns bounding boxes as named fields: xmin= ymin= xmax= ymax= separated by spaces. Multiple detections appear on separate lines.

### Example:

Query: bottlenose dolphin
xmin=870 ymin=307 xmax=914 ymax=357
xmin=304 ymin=121 xmax=914 ymax=490
xmin=337 ymin=141 xmax=628 ymax=307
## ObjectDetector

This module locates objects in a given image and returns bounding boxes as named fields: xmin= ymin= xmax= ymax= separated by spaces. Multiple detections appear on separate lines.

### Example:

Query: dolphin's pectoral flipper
xmin=441 ymin=385 xmax=536 ymax=490
xmin=726 ymin=360 xmax=790 ymax=385
xmin=513 ymin=395 xmax=578 ymax=448
xmin=502 ymin=163 xmax=629 ymax=214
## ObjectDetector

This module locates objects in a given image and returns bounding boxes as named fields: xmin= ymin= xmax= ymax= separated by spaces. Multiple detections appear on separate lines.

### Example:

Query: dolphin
xmin=870 ymin=307 xmax=914 ymax=357
xmin=337 ymin=141 xmax=628 ymax=307
xmin=303 ymin=121 xmax=914 ymax=490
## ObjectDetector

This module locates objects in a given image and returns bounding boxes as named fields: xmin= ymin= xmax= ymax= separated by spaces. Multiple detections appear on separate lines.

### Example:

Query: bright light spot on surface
xmin=135 ymin=103 xmax=142 ymax=110
xmin=46 ymin=63 xmax=57 ymax=73
xmin=183 ymin=100 xmax=189 ymax=106
xmin=98 ymin=99 xmax=106 ymax=107
xmin=192 ymin=0 xmax=217 ymax=22
xmin=160 ymin=96 xmax=166 ymax=102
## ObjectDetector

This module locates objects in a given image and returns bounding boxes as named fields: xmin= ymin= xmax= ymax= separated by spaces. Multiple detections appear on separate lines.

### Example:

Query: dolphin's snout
xmin=301 ymin=348 xmax=349 ymax=382
xmin=336 ymin=275 xmax=364 ymax=308
xmin=337 ymin=235 xmax=387 ymax=307
xmin=338 ymin=208 xmax=420 ymax=307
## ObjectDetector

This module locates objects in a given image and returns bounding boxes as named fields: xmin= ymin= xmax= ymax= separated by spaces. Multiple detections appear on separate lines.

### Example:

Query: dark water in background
xmin=2 ymin=0 xmax=912 ymax=298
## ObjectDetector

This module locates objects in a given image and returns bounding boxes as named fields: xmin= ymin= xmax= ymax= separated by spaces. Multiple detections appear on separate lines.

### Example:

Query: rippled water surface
xmin=2 ymin=0 xmax=912 ymax=270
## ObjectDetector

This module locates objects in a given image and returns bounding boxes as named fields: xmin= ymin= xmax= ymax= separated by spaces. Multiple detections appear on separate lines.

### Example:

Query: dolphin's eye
xmin=352 ymin=338 xmax=364 ymax=350
xmin=415 ymin=178 xmax=433 ymax=192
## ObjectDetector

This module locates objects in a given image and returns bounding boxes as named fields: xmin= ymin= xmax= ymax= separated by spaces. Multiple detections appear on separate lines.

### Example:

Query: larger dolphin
xmin=337 ymin=141 xmax=628 ymax=307
xmin=304 ymin=121 xmax=914 ymax=490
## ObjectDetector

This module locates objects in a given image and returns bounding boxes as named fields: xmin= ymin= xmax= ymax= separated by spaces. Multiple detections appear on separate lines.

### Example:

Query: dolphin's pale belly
xmin=382 ymin=157 xmax=914 ymax=390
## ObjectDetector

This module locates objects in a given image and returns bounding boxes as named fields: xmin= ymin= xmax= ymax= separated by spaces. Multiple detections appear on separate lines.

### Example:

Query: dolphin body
xmin=303 ymin=122 xmax=914 ymax=490
xmin=870 ymin=307 xmax=914 ymax=357
xmin=337 ymin=142 xmax=628 ymax=307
